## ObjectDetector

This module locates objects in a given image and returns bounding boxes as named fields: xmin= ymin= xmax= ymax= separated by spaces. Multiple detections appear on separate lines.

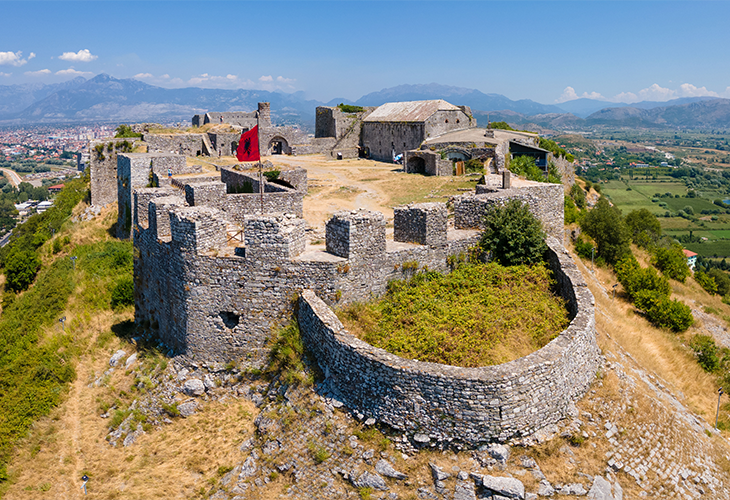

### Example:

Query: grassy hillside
xmin=0 ymin=177 xmax=133 ymax=490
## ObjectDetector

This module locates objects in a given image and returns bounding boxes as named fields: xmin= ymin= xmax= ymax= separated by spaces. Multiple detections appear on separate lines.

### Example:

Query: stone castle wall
xmin=90 ymin=138 xmax=139 ymax=206
xmin=297 ymin=236 xmax=599 ymax=445
xmin=134 ymin=201 xmax=484 ymax=366
xmin=145 ymin=134 xmax=210 ymax=156
xmin=456 ymin=183 xmax=565 ymax=243
xmin=116 ymin=153 xmax=200 ymax=239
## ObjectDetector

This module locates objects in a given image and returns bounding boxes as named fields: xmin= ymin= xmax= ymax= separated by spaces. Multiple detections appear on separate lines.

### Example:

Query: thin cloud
xmin=0 ymin=51 xmax=35 ymax=67
xmin=555 ymin=86 xmax=605 ymax=103
xmin=24 ymin=69 xmax=51 ymax=76
xmin=276 ymin=76 xmax=295 ymax=84
xmin=259 ymin=75 xmax=273 ymax=82
xmin=59 ymin=49 xmax=97 ymax=63
xmin=134 ymin=73 xmax=154 ymax=79
xmin=0 ymin=72 xmax=10 ymax=77
xmin=56 ymin=68 xmax=92 ymax=76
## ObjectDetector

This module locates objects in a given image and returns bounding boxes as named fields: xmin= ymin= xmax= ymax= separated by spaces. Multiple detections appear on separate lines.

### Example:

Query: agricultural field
xmin=600 ymin=175 xmax=730 ymax=258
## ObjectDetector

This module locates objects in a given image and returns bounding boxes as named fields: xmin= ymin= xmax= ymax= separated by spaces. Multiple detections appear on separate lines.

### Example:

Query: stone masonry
xmin=297 ymin=237 xmax=599 ymax=445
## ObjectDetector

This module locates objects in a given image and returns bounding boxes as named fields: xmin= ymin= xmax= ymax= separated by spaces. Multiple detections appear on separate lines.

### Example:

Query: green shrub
xmin=564 ymin=196 xmax=581 ymax=224
xmin=263 ymin=170 xmax=280 ymax=181
xmin=114 ymin=125 xmax=142 ymax=139
xmin=464 ymin=158 xmax=484 ymax=174
xmin=111 ymin=275 xmax=134 ymax=309
xmin=652 ymin=246 xmax=690 ymax=283
xmin=634 ymin=290 xmax=694 ymax=332
xmin=569 ymin=183 xmax=586 ymax=209
xmin=709 ymin=269 xmax=730 ymax=296
xmin=625 ymin=209 xmax=662 ymax=248
xmin=574 ymin=236 xmax=595 ymax=261
xmin=337 ymin=103 xmax=364 ymax=113
xmin=4 ymin=249 xmax=41 ymax=292
xmin=690 ymin=335 xmax=720 ymax=372
xmin=695 ymin=271 xmax=718 ymax=295
xmin=615 ymin=257 xmax=671 ymax=302
xmin=479 ymin=199 xmax=547 ymax=266
xmin=580 ymin=197 xmax=631 ymax=265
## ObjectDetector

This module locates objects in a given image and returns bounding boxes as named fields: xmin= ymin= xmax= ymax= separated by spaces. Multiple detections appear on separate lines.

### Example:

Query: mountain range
xmin=1 ymin=74 xmax=729 ymax=131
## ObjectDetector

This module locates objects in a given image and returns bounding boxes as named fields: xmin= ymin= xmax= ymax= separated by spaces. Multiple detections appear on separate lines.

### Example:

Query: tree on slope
xmin=580 ymin=197 xmax=631 ymax=265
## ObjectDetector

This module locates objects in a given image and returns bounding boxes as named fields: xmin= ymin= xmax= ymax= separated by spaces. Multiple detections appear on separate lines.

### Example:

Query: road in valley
xmin=0 ymin=168 xmax=22 ymax=188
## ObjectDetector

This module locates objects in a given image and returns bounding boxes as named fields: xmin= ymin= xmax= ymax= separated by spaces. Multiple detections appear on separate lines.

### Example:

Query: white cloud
xmin=56 ymin=68 xmax=92 ymax=76
xmin=612 ymin=91 xmax=639 ymax=103
xmin=677 ymin=83 xmax=718 ymax=98
xmin=59 ymin=49 xmax=97 ymax=62
xmin=637 ymin=84 xmax=675 ymax=101
xmin=276 ymin=76 xmax=295 ymax=84
xmin=722 ymin=87 xmax=730 ymax=98
xmin=134 ymin=73 xmax=154 ymax=79
xmin=0 ymin=51 xmax=34 ymax=67
xmin=259 ymin=75 xmax=273 ymax=82
xmin=556 ymin=86 xmax=605 ymax=103
xmin=24 ymin=69 xmax=51 ymax=76
xmin=0 ymin=72 xmax=10 ymax=77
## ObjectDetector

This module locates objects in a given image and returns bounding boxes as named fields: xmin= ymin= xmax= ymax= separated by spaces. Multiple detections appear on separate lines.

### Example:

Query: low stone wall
xmin=297 ymin=237 xmax=599 ymax=445
xmin=454 ymin=184 xmax=564 ymax=243
xmin=145 ymin=134 xmax=209 ymax=156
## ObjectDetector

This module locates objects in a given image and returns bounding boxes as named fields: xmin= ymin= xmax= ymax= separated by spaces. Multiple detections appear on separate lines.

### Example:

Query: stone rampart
xmin=116 ymin=153 xmax=197 ymax=239
xmin=145 ymin=134 xmax=210 ymax=156
xmin=134 ymin=203 xmax=481 ymax=366
xmin=455 ymin=184 xmax=564 ymax=243
xmin=297 ymin=237 xmax=599 ymax=445
xmin=90 ymin=138 xmax=139 ymax=206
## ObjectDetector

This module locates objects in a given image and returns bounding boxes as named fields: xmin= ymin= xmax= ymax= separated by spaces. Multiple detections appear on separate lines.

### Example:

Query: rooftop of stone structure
xmin=422 ymin=127 xmax=539 ymax=145
xmin=363 ymin=99 xmax=461 ymax=123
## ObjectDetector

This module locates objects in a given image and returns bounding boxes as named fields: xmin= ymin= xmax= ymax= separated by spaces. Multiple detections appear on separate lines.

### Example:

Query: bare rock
xmin=429 ymin=462 xmax=451 ymax=482
xmin=375 ymin=459 xmax=407 ymax=480
xmin=587 ymin=476 xmax=613 ymax=500
xmin=183 ymin=378 xmax=206 ymax=396
xmin=177 ymin=400 xmax=198 ymax=417
xmin=352 ymin=471 xmax=388 ymax=491
xmin=479 ymin=475 xmax=525 ymax=499
xmin=454 ymin=479 xmax=477 ymax=500
xmin=561 ymin=483 xmax=587 ymax=496
xmin=538 ymin=479 xmax=556 ymax=496
xmin=109 ymin=350 xmax=127 ymax=367
xmin=124 ymin=352 xmax=137 ymax=368
xmin=238 ymin=456 xmax=257 ymax=479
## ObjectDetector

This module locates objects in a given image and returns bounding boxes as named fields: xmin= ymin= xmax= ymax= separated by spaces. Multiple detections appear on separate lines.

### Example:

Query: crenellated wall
xmin=297 ymin=237 xmax=599 ymax=445
xmin=134 ymin=202 xmax=482 ymax=366
xmin=455 ymin=183 xmax=565 ymax=243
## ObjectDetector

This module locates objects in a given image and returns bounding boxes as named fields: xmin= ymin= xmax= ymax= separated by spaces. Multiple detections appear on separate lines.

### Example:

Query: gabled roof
xmin=363 ymin=100 xmax=461 ymax=123
xmin=682 ymin=249 xmax=698 ymax=258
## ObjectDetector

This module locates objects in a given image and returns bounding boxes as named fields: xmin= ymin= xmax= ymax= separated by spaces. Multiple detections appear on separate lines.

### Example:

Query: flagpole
xmin=259 ymin=160 xmax=263 ymax=215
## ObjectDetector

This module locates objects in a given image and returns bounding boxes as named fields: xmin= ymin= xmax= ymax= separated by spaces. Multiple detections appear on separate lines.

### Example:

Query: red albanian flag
xmin=236 ymin=125 xmax=260 ymax=162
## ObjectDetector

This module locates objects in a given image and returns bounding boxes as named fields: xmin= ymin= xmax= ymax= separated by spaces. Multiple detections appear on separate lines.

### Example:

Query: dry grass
xmin=572 ymin=245 xmax=724 ymax=425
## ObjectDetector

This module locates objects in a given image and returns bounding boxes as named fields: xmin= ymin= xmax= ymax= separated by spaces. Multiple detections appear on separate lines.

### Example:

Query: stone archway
xmin=268 ymin=137 xmax=289 ymax=155
xmin=407 ymin=156 xmax=426 ymax=174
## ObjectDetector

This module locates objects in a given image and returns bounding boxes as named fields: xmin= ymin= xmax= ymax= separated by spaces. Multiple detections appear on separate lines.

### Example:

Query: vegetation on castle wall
xmin=339 ymin=261 xmax=569 ymax=368
xmin=478 ymin=199 xmax=547 ymax=266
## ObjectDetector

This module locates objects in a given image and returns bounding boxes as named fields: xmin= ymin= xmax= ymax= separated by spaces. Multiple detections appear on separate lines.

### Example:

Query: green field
xmin=599 ymin=177 xmax=730 ymax=257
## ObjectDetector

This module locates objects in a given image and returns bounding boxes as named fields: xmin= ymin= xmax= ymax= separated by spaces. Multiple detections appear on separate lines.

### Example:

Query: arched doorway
xmin=268 ymin=137 xmax=289 ymax=155
xmin=407 ymin=156 xmax=426 ymax=174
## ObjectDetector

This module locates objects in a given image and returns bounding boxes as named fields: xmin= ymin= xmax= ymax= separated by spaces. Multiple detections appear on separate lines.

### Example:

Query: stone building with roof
xmin=360 ymin=100 xmax=476 ymax=162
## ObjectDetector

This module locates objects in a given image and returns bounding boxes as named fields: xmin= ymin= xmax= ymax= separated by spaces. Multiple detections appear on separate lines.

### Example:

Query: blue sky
xmin=1 ymin=1 xmax=729 ymax=105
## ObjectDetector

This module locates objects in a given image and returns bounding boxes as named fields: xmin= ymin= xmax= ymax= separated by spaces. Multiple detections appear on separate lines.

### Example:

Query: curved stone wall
xmin=297 ymin=237 xmax=600 ymax=445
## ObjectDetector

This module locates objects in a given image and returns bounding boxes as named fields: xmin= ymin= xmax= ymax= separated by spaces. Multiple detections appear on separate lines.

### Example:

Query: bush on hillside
xmin=634 ymin=290 xmax=694 ymax=332
xmin=111 ymin=275 xmax=134 ymax=310
xmin=625 ymin=208 xmax=662 ymax=248
xmin=690 ymin=334 xmax=720 ymax=372
xmin=708 ymin=268 xmax=730 ymax=296
xmin=580 ymin=197 xmax=631 ymax=265
xmin=564 ymin=196 xmax=581 ymax=224
xmin=695 ymin=270 xmax=718 ymax=295
xmin=615 ymin=257 xmax=671 ymax=302
xmin=479 ymin=199 xmax=547 ymax=266
xmin=4 ymin=249 xmax=41 ymax=292
xmin=570 ymin=183 xmax=586 ymax=209
xmin=652 ymin=245 xmax=691 ymax=283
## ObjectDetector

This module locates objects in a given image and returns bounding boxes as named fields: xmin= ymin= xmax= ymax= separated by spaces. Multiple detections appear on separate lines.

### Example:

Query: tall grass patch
xmin=339 ymin=262 xmax=569 ymax=367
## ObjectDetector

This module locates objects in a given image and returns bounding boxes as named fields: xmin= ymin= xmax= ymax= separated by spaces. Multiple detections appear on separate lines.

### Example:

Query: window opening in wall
xmin=220 ymin=311 xmax=240 ymax=329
